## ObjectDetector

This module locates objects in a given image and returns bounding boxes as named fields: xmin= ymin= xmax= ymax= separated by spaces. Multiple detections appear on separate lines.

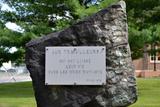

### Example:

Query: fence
xmin=0 ymin=65 xmax=31 ymax=83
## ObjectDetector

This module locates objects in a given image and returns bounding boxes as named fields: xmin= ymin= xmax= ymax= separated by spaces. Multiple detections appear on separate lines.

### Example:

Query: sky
xmin=0 ymin=2 xmax=23 ymax=54
xmin=1 ymin=3 xmax=13 ymax=12
xmin=5 ymin=22 xmax=25 ymax=33
xmin=0 ymin=2 xmax=24 ymax=33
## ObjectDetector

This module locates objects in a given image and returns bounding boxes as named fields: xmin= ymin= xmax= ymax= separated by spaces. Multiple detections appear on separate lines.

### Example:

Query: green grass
xmin=0 ymin=78 xmax=160 ymax=107
xmin=0 ymin=82 xmax=36 ymax=107
xmin=130 ymin=78 xmax=160 ymax=107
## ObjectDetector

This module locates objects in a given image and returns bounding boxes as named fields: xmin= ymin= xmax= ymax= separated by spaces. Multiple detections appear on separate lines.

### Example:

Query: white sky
xmin=0 ymin=2 xmax=20 ymax=54
xmin=5 ymin=22 xmax=25 ymax=33
xmin=1 ymin=3 xmax=13 ymax=12
xmin=9 ymin=47 xmax=18 ymax=53
xmin=1 ymin=2 xmax=24 ymax=33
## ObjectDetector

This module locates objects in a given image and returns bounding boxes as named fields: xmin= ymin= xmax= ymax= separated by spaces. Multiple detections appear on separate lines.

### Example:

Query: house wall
xmin=133 ymin=57 xmax=160 ymax=70
xmin=135 ymin=70 xmax=160 ymax=78
xmin=133 ymin=57 xmax=160 ymax=77
xmin=148 ymin=62 xmax=160 ymax=70
xmin=133 ymin=58 xmax=143 ymax=70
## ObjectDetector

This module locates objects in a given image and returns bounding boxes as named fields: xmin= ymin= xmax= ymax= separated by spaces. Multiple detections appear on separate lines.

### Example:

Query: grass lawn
xmin=0 ymin=82 xmax=36 ymax=107
xmin=0 ymin=78 xmax=160 ymax=107
xmin=130 ymin=78 xmax=160 ymax=107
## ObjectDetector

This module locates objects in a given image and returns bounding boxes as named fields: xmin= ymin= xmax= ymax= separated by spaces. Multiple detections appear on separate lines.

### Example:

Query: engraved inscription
xmin=45 ymin=47 xmax=106 ymax=85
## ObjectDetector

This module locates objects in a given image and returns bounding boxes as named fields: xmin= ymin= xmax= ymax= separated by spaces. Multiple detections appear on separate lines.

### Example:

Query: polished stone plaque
xmin=45 ymin=46 xmax=106 ymax=85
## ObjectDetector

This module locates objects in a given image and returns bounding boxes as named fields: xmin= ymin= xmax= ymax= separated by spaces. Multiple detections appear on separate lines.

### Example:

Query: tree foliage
xmin=1 ymin=0 xmax=159 ymax=65
xmin=126 ymin=0 xmax=160 ymax=59
xmin=0 ymin=0 xmax=117 ymax=65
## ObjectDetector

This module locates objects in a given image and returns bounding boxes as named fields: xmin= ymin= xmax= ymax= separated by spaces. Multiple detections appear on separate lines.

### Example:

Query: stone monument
xmin=26 ymin=1 xmax=137 ymax=107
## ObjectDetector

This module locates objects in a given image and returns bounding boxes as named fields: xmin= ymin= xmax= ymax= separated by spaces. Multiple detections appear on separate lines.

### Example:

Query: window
xmin=150 ymin=46 xmax=160 ymax=63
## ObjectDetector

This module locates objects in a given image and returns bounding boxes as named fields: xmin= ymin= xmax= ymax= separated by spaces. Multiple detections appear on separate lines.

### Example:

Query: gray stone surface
xmin=26 ymin=1 xmax=137 ymax=107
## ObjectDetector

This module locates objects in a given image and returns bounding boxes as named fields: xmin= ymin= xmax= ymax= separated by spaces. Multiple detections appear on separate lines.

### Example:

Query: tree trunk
xmin=153 ymin=43 xmax=156 ymax=71
xmin=142 ymin=44 xmax=148 ymax=70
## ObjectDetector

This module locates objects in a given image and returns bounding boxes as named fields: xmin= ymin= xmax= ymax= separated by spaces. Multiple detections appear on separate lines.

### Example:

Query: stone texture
xmin=26 ymin=1 xmax=137 ymax=107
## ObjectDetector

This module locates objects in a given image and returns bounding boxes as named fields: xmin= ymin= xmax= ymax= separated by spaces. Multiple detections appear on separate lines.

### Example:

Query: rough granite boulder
xmin=26 ymin=1 xmax=137 ymax=107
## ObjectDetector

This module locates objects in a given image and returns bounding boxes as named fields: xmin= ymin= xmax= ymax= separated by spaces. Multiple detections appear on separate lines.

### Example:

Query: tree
xmin=148 ymin=25 xmax=160 ymax=71
xmin=126 ymin=0 xmax=160 ymax=61
xmin=0 ymin=0 xmax=118 ymax=66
